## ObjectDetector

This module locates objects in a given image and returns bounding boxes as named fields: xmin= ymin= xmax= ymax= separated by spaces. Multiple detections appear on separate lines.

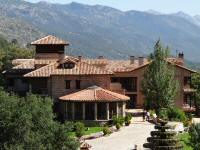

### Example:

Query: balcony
xmin=110 ymin=83 xmax=124 ymax=94
xmin=111 ymin=77 xmax=137 ymax=93
xmin=183 ymin=87 xmax=196 ymax=93
xmin=182 ymin=104 xmax=196 ymax=112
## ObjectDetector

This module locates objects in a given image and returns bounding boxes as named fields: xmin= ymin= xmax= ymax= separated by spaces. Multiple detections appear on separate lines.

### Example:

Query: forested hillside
xmin=0 ymin=35 xmax=34 ymax=85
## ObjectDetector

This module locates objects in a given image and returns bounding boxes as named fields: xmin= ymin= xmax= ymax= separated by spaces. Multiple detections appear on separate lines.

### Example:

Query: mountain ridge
xmin=1 ymin=0 xmax=200 ymax=62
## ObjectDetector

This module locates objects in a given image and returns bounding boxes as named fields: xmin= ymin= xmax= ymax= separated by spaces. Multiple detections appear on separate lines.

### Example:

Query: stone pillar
xmin=72 ymin=102 xmax=75 ymax=120
xmin=116 ymin=102 xmax=119 ymax=117
xmin=65 ymin=102 xmax=68 ymax=119
xmin=122 ymin=102 xmax=126 ymax=117
xmin=83 ymin=103 xmax=85 ymax=120
xmin=94 ymin=103 xmax=97 ymax=120
xmin=106 ymin=103 xmax=109 ymax=120
xmin=29 ymin=84 xmax=32 ymax=93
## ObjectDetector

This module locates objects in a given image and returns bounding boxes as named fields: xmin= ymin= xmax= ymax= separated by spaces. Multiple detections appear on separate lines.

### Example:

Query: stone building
xmin=3 ymin=35 xmax=196 ymax=121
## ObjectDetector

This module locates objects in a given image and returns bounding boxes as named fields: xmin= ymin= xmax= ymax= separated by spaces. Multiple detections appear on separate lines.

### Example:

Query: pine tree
xmin=142 ymin=40 xmax=179 ymax=111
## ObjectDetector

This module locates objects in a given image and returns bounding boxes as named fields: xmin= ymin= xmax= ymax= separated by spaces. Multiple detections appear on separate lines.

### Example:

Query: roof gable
xmin=31 ymin=35 xmax=69 ymax=45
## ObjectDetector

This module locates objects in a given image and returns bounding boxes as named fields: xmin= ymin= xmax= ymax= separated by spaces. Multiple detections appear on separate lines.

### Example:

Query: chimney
xmin=98 ymin=56 xmax=104 ymax=59
xmin=178 ymin=52 xmax=184 ymax=59
xmin=130 ymin=56 xmax=135 ymax=64
xmin=139 ymin=57 xmax=145 ymax=66
xmin=78 ymin=56 xmax=82 ymax=61
xmin=177 ymin=52 xmax=184 ymax=65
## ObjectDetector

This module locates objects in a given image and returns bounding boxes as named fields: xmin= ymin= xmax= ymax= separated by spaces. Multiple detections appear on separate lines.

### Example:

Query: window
xmin=97 ymin=102 xmax=107 ymax=120
xmin=76 ymin=80 xmax=81 ymax=89
xmin=66 ymin=102 xmax=73 ymax=120
xmin=63 ymin=63 xmax=75 ymax=69
xmin=74 ymin=102 xmax=83 ymax=120
xmin=65 ymin=80 xmax=71 ymax=89
xmin=184 ymin=77 xmax=191 ymax=85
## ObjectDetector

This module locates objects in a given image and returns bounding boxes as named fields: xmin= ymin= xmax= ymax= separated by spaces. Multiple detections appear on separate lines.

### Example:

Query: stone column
xmin=122 ymin=102 xmax=126 ymax=117
xmin=116 ymin=102 xmax=119 ymax=117
xmin=65 ymin=102 xmax=68 ymax=119
xmin=106 ymin=103 xmax=109 ymax=120
xmin=72 ymin=102 xmax=75 ymax=120
xmin=82 ymin=103 xmax=85 ymax=120
xmin=29 ymin=84 xmax=32 ymax=93
xmin=94 ymin=103 xmax=98 ymax=120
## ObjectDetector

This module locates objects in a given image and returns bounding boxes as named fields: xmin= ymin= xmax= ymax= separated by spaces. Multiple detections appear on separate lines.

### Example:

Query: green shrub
xmin=158 ymin=109 xmax=168 ymax=120
xmin=103 ymin=126 xmax=111 ymax=135
xmin=167 ymin=107 xmax=186 ymax=122
xmin=116 ymin=123 xmax=121 ymax=130
xmin=74 ymin=122 xmax=85 ymax=138
xmin=189 ymin=123 xmax=200 ymax=150
xmin=112 ymin=115 xmax=124 ymax=126
xmin=125 ymin=114 xmax=132 ymax=126
xmin=149 ymin=109 xmax=156 ymax=117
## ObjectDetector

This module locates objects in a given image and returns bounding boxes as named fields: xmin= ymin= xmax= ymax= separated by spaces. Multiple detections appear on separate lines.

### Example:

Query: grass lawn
xmin=177 ymin=133 xmax=193 ymax=150
xmin=69 ymin=127 xmax=104 ymax=137
xmin=84 ymin=127 xmax=103 ymax=135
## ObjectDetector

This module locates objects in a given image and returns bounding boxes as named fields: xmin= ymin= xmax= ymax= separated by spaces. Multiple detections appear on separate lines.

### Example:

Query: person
xmin=142 ymin=109 xmax=146 ymax=122
xmin=146 ymin=111 xmax=150 ymax=121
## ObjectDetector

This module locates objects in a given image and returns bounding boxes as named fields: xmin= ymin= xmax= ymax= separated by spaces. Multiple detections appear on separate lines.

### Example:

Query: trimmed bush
xmin=116 ymin=123 xmax=121 ymax=130
xmin=158 ymin=107 xmax=187 ymax=123
xmin=167 ymin=107 xmax=186 ymax=122
xmin=103 ymin=127 xmax=111 ymax=135
xmin=112 ymin=115 xmax=124 ymax=126
xmin=74 ymin=122 xmax=85 ymax=138
xmin=125 ymin=114 xmax=132 ymax=126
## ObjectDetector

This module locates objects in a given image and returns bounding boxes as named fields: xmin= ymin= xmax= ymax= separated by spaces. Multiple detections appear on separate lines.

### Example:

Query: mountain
xmin=0 ymin=15 xmax=44 ymax=47
xmin=0 ymin=0 xmax=200 ymax=62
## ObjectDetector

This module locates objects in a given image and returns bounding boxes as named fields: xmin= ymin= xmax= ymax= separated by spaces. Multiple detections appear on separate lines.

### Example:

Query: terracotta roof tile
xmin=31 ymin=35 xmax=69 ymax=45
xmin=59 ymin=86 xmax=130 ymax=102
xmin=24 ymin=57 xmax=113 ymax=77
xmin=84 ymin=58 xmax=149 ymax=72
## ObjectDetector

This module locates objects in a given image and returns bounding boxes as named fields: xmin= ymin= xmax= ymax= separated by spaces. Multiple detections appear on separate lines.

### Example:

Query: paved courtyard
xmin=86 ymin=122 xmax=154 ymax=150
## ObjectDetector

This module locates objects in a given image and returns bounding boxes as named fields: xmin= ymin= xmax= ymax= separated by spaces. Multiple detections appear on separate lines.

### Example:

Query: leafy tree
xmin=0 ymin=35 xmax=34 ymax=86
xmin=192 ymin=72 xmax=200 ymax=116
xmin=142 ymin=40 xmax=179 ymax=111
xmin=0 ymin=88 xmax=79 ymax=150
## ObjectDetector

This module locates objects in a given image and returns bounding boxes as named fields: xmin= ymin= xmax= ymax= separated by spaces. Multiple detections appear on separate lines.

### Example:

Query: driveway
xmin=86 ymin=122 xmax=154 ymax=150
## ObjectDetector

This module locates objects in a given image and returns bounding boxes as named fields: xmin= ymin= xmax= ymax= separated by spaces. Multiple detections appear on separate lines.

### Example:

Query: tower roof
xmin=31 ymin=35 xmax=69 ymax=45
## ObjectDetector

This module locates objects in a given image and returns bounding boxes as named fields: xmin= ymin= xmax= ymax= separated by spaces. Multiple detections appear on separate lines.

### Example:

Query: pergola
xmin=59 ymin=86 xmax=130 ymax=121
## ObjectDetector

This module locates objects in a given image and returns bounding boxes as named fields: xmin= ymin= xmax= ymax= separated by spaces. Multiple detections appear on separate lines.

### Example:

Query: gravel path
xmin=86 ymin=122 xmax=154 ymax=150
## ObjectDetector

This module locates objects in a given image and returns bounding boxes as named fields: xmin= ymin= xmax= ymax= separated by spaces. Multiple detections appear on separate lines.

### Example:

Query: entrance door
xmin=126 ymin=94 xmax=137 ymax=109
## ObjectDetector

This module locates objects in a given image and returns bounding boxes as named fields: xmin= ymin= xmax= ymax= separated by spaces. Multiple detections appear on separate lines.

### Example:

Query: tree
xmin=143 ymin=120 xmax=183 ymax=150
xmin=0 ymin=88 xmax=79 ymax=150
xmin=142 ymin=40 xmax=179 ymax=111
xmin=0 ymin=35 xmax=34 ymax=86
xmin=192 ymin=72 xmax=200 ymax=116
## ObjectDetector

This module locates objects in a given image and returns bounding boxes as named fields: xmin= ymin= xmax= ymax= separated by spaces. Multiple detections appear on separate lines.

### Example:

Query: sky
xmin=26 ymin=0 xmax=200 ymax=16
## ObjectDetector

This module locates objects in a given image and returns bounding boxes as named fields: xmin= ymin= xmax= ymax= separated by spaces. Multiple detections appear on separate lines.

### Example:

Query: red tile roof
xmin=9 ymin=56 xmax=195 ymax=77
xmin=31 ymin=35 xmax=69 ymax=45
xmin=23 ymin=56 xmax=113 ymax=77
xmin=59 ymin=86 xmax=130 ymax=102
